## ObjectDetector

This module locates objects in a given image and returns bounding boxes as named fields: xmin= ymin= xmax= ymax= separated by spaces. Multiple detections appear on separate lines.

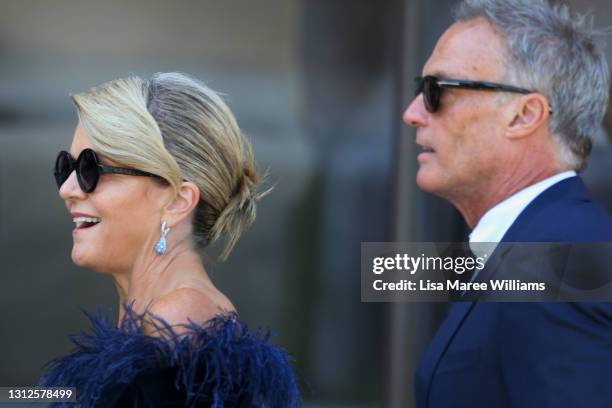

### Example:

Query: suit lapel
xmin=418 ymin=301 xmax=476 ymax=404
xmin=418 ymin=240 xmax=513 ymax=403
xmin=473 ymin=243 xmax=513 ymax=284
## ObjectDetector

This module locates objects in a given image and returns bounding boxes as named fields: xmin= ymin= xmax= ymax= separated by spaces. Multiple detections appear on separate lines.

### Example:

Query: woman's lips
xmin=77 ymin=222 xmax=98 ymax=229
xmin=73 ymin=221 xmax=101 ymax=234
xmin=72 ymin=215 xmax=101 ymax=229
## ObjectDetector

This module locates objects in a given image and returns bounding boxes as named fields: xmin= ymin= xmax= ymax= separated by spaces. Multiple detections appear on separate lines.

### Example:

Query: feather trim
xmin=39 ymin=304 xmax=301 ymax=407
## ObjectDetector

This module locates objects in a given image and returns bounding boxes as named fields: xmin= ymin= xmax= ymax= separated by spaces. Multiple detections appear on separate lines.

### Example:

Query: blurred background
xmin=0 ymin=0 xmax=610 ymax=407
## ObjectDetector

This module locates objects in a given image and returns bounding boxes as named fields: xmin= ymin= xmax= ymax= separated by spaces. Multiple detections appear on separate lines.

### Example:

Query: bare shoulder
xmin=145 ymin=287 xmax=235 ymax=335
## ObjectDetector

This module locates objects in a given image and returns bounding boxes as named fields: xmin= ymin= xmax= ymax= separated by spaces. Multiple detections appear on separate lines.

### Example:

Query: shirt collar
xmin=469 ymin=171 xmax=576 ymax=256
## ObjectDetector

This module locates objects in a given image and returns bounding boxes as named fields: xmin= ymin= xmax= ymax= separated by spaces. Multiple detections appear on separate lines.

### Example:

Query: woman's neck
xmin=112 ymin=241 xmax=210 ymax=323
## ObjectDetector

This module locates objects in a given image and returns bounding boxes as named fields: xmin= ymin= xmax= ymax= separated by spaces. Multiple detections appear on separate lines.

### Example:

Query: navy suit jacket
xmin=414 ymin=176 xmax=612 ymax=408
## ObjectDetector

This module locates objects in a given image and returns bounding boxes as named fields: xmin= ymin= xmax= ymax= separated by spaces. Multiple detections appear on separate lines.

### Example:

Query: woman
xmin=40 ymin=72 xmax=301 ymax=407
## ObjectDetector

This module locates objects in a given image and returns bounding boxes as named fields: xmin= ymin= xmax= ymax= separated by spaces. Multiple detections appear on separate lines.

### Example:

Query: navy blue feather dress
xmin=39 ymin=305 xmax=301 ymax=407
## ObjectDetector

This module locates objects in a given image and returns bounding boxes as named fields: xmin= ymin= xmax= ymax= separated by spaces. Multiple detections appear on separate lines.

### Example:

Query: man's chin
xmin=416 ymin=170 xmax=440 ymax=194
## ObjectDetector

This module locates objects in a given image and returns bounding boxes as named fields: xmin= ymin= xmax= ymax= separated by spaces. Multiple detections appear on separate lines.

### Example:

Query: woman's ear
xmin=164 ymin=182 xmax=200 ymax=226
xmin=506 ymin=93 xmax=550 ymax=139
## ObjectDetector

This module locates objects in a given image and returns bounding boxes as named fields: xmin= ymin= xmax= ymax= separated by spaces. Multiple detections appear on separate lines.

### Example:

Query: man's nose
xmin=402 ymin=94 xmax=428 ymax=128
xmin=58 ymin=170 xmax=86 ymax=201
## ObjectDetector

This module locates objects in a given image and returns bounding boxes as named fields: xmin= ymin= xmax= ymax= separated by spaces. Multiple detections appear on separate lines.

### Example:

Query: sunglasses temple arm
xmin=98 ymin=165 xmax=162 ymax=179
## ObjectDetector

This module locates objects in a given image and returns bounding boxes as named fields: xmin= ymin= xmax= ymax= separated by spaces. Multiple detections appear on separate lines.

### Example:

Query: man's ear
xmin=506 ymin=94 xmax=550 ymax=139
xmin=164 ymin=182 xmax=200 ymax=226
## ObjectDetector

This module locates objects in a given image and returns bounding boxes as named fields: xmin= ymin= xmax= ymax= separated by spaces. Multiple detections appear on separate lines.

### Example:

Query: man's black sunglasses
xmin=415 ymin=75 xmax=552 ymax=114
xmin=54 ymin=148 xmax=164 ymax=193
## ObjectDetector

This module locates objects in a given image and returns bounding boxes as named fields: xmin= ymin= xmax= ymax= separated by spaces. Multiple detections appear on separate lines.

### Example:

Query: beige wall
xmin=0 ymin=0 xmax=297 ymax=69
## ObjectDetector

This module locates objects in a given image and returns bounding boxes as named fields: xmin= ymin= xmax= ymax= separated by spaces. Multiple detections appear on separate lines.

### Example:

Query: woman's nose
xmin=58 ymin=170 xmax=86 ymax=201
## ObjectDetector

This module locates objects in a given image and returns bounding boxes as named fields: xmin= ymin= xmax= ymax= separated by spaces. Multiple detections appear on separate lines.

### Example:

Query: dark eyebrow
xmin=427 ymin=70 xmax=460 ymax=80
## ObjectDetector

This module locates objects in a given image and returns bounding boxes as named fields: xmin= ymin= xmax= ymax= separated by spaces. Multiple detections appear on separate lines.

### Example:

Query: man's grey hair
xmin=455 ymin=0 xmax=609 ymax=171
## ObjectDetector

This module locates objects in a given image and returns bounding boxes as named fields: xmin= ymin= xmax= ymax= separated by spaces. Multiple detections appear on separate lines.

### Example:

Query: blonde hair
xmin=72 ymin=72 xmax=267 ymax=259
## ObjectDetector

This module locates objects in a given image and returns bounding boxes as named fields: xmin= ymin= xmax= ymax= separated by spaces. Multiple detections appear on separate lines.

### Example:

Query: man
xmin=403 ymin=0 xmax=612 ymax=406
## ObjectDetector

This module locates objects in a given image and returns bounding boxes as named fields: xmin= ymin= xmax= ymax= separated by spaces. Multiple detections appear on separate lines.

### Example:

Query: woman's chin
xmin=71 ymin=246 xmax=119 ymax=274
xmin=71 ymin=246 xmax=96 ymax=269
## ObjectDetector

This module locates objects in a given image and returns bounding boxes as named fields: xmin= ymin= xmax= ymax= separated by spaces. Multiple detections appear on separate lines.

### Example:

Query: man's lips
xmin=416 ymin=138 xmax=435 ymax=154
xmin=416 ymin=143 xmax=436 ymax=155
xmin=416 ymin=142 xmax=436 ymax=163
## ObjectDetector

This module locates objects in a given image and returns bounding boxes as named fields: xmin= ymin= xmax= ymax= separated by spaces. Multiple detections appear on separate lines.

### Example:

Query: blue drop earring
xmin=154 ymin=221 xmax=171 ymax=255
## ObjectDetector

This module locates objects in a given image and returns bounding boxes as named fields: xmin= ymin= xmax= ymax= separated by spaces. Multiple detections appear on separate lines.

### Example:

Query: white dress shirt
xmin=468 ymin=170 xmax=577 ymax=262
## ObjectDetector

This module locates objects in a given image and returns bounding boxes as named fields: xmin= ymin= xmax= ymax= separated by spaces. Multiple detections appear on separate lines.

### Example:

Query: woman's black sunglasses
xmin=54 ymin=148 xmax=164 ymax=193
xmin=414 ymin=75 xmax=552 ymax=114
